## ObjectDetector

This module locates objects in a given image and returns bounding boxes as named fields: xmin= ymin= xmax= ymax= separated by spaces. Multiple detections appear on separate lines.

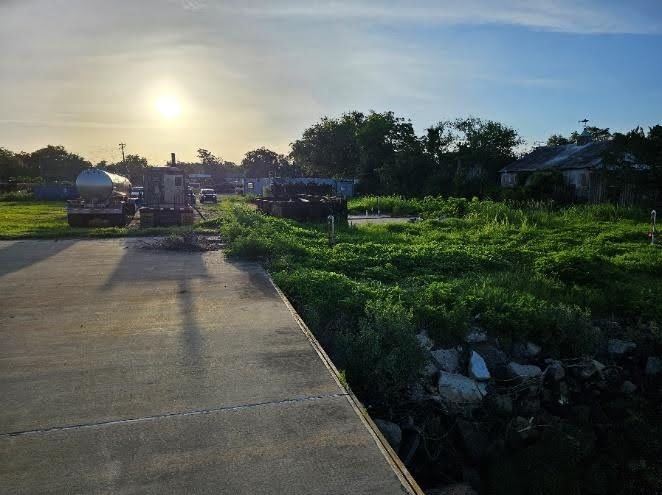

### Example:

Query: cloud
xmin=0 ymin=0 xmax=660 ymax=163
xmin=213 ymin=0 xmax=662 ymax=35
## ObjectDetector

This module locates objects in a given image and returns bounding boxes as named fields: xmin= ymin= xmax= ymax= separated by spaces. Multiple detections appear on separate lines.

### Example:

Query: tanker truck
xmin=67 ymin=169 xmax=136 ymax=227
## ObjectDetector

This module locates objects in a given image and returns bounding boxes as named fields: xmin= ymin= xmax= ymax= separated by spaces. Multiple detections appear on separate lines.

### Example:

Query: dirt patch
xmin=138 ymin=232 xmax=225 ymax=251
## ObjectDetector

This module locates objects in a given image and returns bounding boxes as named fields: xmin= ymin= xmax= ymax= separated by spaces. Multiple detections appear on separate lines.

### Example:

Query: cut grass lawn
xmin=0 ymin=200 xmax=221 ymax=239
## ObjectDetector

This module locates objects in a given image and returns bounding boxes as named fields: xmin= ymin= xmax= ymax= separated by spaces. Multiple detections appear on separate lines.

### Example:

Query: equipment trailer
xmin=139 ymin=154 xmax=194 ymax=227
xmin=67 ymin=169 xmax=135 ymax=227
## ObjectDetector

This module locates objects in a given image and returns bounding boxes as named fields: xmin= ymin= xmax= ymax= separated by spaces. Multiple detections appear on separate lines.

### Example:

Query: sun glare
xmin=156 ymin=96 xmax=181 ymax=119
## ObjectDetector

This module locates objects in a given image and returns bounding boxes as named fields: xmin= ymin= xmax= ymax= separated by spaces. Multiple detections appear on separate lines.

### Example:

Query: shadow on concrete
xmin=101 ymin=247 xmax=210 ymax=371
xmin=247 ymin=268 xmax=279 ymax=298
xmin=177 ymin=278 xmax=203 ymax=370
xmin=0 ymin=240 xmax=75 ymax=278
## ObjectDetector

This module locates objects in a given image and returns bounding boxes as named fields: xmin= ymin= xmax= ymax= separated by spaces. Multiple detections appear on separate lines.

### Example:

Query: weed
xmin=217 ymin=197 xmax=661 ymax=394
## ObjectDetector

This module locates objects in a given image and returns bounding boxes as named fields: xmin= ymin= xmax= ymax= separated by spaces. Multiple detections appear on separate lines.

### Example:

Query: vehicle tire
xmin=105 ymin=214 xmax=127 ymax=227
xmin=68 ymin=214 xmax=88 ymax=228
xmin=125 ymin=203 xmax=136 ymax=216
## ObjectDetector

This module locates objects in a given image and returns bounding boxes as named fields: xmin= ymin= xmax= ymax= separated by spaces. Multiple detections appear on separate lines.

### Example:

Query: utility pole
xmin=119 ymin=143 xmax=126 ymax=162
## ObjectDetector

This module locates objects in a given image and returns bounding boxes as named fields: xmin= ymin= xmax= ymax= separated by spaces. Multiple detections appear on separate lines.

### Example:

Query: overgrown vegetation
xmin=219 ymin=197 xmax=661 ymax=403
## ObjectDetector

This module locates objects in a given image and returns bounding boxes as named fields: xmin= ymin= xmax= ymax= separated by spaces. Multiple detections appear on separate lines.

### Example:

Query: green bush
xmin=0 ymin=191 xmax=34 ymax=202
xmin=336 ymin=300 xmax=424 ymax=404
xmin=534 ymin=248 xmax=611 ymax=285
xmin=415 ymin=281 xmax=471 ymax=344
xmin=227 ymin=235 xmax=273 ymax=260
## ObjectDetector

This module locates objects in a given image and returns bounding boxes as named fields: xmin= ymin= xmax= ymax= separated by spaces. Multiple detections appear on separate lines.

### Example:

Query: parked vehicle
xmin=67 ymin=169 xmax=135 ymax=227
xmin=130 ymin=186 xmax=144 ymax=208
xmin=199 ymin=188 xmax=218 ymax=203
xmin=139 ymin=157 xmax=194 ymax=227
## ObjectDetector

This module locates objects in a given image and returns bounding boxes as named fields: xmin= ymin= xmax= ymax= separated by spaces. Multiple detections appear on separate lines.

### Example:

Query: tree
xmin=291 ymin=111 xmax=523 ymax=197
xmin=604 ymin=125 xmax=662 ymax=194
xmin=549 ymin=126 xmax=612 ymax=146
xmin=547 ymin=134 xmax=571 ymax=146
xmin=24 ymin=145 xmax=91 ymax=181
xmin=451 ymin=117 xmax=523 ymax=195
xmin=585 ymin=126 xmax=612 ymax=141
xmin=290 ymin=112 xmax=363 ymax=178
xmin=104 ymin=154 xmax=149 ymax=184
xmin=355 ymin=111 xmax=430 ymax=195
xmin=421 ymin=122 xmax=457 ymax=195
xmin=291 ymin=110 xmax=432 ymax=194
xmin=196 ymin=148 xmax=219 ymax=167
xmin=191 ymin=148 xmax=243 ymax=182
xmin=241 ymin=147 xmax=296 ymax=177
xmin=0 ymin=148 xmax=30 ymax=180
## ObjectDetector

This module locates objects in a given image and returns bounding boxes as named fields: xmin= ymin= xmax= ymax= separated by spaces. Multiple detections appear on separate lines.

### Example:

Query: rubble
xmin=468 ymin=351 xmax=490 ymax=381
xmin=438 ymin=372 xmax=487 ymax=405
xmin=374 ymin=419 xmax=402 ymax=452
xmin=512 ymin=341 xmax=541 ymax=359
xmin=138 ymin=232 xmax=223 ymax=251
xmin=544 ymin=360 xmax=565 ymax=382
xmin=416 ymin=331 xmax=434 ymax=351
xmin=465 ymin=328 xmax=487 ymax=343
xmin=621 ymin=380 xmax=637 ymax=395
xmin=471 ymin=343 xmax=509 ymax=378
xmin=430 ymin=348 xmax=461 ymax=373
xmin=607 ymin=339 xmax=636 ymax=355
xmin=403 ymin=320 xmax=658 ymax=494
xmin=645 ymin=356 xmax=662 ymax=376
xmin=507 ymin=362 xmax=543 ymax=379
xmin=576 ymin=359 xmax=606 ymax=380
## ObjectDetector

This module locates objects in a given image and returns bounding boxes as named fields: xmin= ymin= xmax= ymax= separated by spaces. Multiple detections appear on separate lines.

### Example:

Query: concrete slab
xmin=0 ymin=239 xmax=416 ymax=494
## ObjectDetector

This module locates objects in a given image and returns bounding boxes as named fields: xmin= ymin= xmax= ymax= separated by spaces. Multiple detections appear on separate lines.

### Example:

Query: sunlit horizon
xmin=156 ymin=95 xmax=182 ymax=120
xmin=1 ymin=0 xmax=661 ymax=165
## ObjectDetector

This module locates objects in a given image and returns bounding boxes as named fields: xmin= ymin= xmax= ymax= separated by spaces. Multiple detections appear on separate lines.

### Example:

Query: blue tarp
xmin=34 ymin=184 xmax=78 ymax=201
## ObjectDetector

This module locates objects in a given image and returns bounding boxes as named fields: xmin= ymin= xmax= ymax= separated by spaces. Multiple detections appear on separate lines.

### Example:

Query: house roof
xmin=500 ymin=140 xmax=611 ymax=173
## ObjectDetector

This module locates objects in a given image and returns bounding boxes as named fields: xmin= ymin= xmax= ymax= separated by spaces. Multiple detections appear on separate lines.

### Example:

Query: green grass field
xmin=0 ymin=200 xmax=221 ymax=239
xmin=218 ymin=197 xmax=661 ymax=401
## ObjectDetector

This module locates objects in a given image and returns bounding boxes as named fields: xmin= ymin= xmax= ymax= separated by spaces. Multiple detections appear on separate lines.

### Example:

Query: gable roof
xmin=500 ymin=140 xmax=611 ymax=173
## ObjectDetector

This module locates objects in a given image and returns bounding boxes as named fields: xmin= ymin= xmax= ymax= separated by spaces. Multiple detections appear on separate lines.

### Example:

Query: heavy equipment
xmin=67 ymin=169 xmax=135 ymax=227
xmin=139 ymin=154 xmax=195 ymax=227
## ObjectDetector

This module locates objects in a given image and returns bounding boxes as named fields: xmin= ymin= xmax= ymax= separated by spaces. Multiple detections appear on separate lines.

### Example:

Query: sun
xmin=156 ymin=96 xmax=181 ymax=119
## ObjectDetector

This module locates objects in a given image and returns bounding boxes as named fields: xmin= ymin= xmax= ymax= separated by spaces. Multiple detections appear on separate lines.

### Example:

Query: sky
xmin=1 ymin=0 xmax=661 ymax=164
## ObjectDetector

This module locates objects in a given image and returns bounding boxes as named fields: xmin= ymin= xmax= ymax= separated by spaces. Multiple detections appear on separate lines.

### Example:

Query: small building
xmin=242 ymin=177 xmax=357 ymax=197
xmin=499 ymin=129 xmax=644 ymax=201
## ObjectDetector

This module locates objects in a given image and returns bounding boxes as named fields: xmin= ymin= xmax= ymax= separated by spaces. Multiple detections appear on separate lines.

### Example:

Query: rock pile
xmin=374 ymin=324 xmax=662 ymax=494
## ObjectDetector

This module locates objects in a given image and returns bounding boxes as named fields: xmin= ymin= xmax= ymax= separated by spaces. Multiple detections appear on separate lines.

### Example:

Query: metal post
xmin=327 ymin=214 xmax=335 ymax=246
xmin=651 ymin=210 xmax=657 ymax=245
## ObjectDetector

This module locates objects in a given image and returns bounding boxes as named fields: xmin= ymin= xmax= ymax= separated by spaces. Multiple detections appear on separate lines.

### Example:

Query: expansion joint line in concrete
xmin=0 ymin=392 xmax=349 ymax=438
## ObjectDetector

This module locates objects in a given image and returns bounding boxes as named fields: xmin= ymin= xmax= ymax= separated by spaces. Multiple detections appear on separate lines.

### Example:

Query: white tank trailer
xmin=67 ymin=169 xmax=136 ymax=227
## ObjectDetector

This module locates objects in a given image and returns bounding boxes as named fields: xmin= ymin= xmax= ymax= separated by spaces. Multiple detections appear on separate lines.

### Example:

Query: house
xmin=499 ymin=128 xmax=621 ymax=200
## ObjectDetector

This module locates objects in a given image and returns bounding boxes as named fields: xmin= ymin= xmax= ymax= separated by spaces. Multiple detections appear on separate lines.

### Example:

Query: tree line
xmin=1 ymin=111 xmax=660 ymax=197
xmin=0 ymin=145 xmax=297 ymax=187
